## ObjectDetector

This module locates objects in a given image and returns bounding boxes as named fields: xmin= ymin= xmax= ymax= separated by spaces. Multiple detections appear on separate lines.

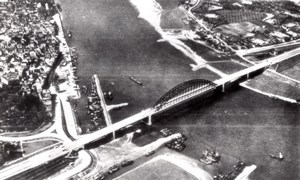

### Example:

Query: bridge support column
xmin=20 ymin=141 xmax=25 ymax=157
xmin=112 ymin=131 xmax=116 ymax=139
xmin=222 ymin=84 xmax=225 ymax=92
xmin=147 ymin=115 xmax=152 ymax=126
xmin=275 ymin=64 xmax=279 ymax=72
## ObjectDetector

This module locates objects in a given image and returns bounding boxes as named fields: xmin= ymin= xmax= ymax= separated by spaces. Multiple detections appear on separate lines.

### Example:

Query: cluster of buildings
xmin=0 ymin=0 xmax=60 ymax=112
xmin=0 ymin=0 xmax=80 ymax=133
xmin=223 ymin=25 xmax=299 ymax=50
xmin=194 ymin=26 xmax=235 ymax=55
xmin=55 ymin=47 xmax=80 ymax=98
xmin=190 ymin=0 xmax=300 ymax=52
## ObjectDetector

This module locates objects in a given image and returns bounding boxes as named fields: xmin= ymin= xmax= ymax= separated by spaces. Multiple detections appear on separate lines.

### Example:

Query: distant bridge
xmin=237 ymin=40 xmax=300 ymax=56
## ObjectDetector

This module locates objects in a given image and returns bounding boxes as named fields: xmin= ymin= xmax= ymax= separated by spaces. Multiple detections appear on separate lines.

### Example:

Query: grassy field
xmin=116 ymin=158 xmax=198 ymax=180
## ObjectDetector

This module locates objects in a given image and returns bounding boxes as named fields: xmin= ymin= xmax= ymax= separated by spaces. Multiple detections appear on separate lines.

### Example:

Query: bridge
xmin=1 ymin=47 xmax=300 ymax=179
xmin=237 ymin=39 xmax=300 ymax=56
xmin=153 ymin=79 xmax=216 ymax=113
xmin=152 ymin=47 xmax=300 ymax=117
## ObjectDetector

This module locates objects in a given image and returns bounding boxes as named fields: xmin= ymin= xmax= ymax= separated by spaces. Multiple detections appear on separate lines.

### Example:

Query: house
xmin=1 ymin=72 xmax=19 ymax=85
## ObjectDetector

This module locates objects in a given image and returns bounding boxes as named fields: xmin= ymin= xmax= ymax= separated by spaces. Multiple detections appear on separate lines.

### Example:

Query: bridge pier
xmin=112 ymin=131 xmax=116 ymax=140
xmin=275 ymin=64 xmax=279 ymax=71
xmin=147 ymin=115 xmax=152 ymax=126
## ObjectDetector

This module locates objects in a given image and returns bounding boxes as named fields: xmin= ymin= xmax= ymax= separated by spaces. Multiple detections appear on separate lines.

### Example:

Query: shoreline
xmin=128 ymin=0 xmax=231 ymax=77
xmin=128 ymin=0 xmax=207 ymax=67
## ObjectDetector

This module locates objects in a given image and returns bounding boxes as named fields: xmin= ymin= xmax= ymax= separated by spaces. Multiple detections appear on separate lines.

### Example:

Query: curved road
xmin=0 ymin=98 xmax=61 ymax=142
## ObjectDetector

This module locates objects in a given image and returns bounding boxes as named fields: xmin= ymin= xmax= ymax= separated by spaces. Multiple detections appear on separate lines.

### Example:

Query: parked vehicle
xmin=56 ymin=4 xmax=62 ymax=11
xmin=145 ymin=151 xmax=155 ymax=157
xmin=108 ymin=165 xmax=119 ymax=174
xmin=121 ymin=160 xmax=134 ymax=167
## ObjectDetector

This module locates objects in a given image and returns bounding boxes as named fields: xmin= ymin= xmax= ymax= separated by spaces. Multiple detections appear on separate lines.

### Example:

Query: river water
xmin=59 ymin=0 xmax=300 ymax=179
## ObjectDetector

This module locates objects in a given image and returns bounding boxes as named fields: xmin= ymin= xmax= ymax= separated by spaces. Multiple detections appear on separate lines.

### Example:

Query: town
xmin=181 ymin=0 xmax=300 ymax=55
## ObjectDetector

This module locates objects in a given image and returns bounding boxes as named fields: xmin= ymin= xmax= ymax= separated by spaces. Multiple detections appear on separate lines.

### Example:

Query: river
xmin=58 ymin=0 xmax=300 ymax=179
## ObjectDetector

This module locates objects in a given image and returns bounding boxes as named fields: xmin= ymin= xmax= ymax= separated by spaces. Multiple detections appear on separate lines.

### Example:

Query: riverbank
xmin=59 ymin=0 xmax=220 ymax=123
xmin=71 ymin=132 xmax=182 ymax=179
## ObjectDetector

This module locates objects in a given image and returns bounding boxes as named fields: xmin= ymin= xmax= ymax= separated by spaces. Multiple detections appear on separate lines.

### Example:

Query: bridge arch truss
xmin=153 ymin=79 xmax=216 ymax=111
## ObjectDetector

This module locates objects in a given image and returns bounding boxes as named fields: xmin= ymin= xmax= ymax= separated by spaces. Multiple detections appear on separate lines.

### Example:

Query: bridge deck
xmin=72 ymin=108 xmax=153 ymax=149
xmin=237 ymin=40 xmax=300 ymax=56
xmin=215 ymin=47 xmax=300 ymax=86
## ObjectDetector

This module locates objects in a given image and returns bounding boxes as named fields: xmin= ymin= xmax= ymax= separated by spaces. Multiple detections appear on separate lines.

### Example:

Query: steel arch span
xmin=153 ymin=79 xmax=216 ymax=110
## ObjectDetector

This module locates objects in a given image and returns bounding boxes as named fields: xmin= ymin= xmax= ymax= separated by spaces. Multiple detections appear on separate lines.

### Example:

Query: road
xmin=58 ymin=94 xmax=81 ymax=139
xmin=0 ymin=108 xmax=153 ymax=179
xmin=46 ymin=150 xmax=92 ymax=180
xmin=237 ymin=39 xmax=300 ymax=56
xmin=190 ymin=0 xmax=203 ymax=12
xmin=0 ymin=97 xmax=61 ymax=142
xmin=214 ymin=46 xmax=300 ymax=87
xmin=0 ymin=143 xmax=68 ymax=179
xmin=0 ymin=93 xmax=79 ymax=156
xmin=0 ymin=96 xmax=79 ymax=179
